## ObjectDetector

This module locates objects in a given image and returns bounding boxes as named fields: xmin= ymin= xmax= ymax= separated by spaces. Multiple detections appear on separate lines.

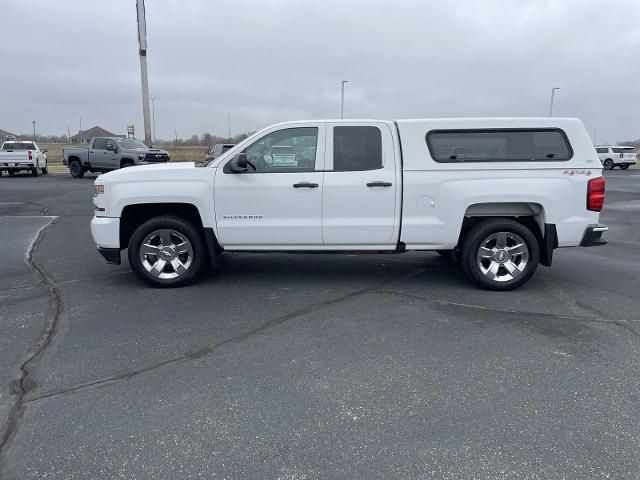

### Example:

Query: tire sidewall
xmin=462 ymin=219 xmax=539 ymax=291
xmin=70 ymin=161 xmax=84 ymax=177
xmin=128 ymin=216 xmax=205 ymax=288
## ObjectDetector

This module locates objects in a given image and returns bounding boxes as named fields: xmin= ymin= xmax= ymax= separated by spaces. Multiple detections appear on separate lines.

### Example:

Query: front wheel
xmin=620 ymin=164 xmax=630 ymax=170
xmin=461 ymin=219 xmax=539 ymax=291
xmin=128 ymin=215 xmax=206 ymax=288
xmin=41 ymin=160 xmax=48 ymax=174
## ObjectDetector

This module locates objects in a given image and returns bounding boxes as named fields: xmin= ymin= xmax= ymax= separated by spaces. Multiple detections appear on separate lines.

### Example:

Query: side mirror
xmin=41 ymin=149 xmax=48 ymax=153
xmin=230 ymin=153 xmax=248 ymax=173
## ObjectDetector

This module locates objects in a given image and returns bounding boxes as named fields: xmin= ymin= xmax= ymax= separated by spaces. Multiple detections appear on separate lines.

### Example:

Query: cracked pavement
xmin=0 ymin=170 xmax=639 ymax=479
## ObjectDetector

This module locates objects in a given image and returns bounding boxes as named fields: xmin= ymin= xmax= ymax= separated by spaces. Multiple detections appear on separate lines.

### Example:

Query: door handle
xmin=293 ymin=182 xmax=319 ymax=188
xmin=366 ymin=181 xmax=392 ymax=187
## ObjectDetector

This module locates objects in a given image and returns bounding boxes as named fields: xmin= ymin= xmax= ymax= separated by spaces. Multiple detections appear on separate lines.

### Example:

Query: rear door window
xmin=333 ymin=126 xmax=382 ymax=171
xmin=595 ymin=147 xmax=608 ymax=154
xmin=427 ymin=129 xmax=573 ymax=162
xmin=92 ymin=138 xmax=107 ymax=150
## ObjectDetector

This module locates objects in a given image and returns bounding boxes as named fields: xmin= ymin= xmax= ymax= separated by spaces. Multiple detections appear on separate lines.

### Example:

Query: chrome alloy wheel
xmin=139 ymin=229 xmax=193 ymax=280
xmin=476 ymin=231 xmax=529 ymax=283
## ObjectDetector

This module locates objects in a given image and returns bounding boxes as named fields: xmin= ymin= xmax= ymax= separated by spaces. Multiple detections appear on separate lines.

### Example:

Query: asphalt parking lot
xmin=1 ymin=169 xmax=639 ymax=479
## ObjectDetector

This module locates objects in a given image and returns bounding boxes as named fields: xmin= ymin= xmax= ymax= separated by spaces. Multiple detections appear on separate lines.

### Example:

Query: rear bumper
xmin=1 ymin=162 xmax=36 ymax=169
xmin=580 ymin=224 xmax=608 ymax=247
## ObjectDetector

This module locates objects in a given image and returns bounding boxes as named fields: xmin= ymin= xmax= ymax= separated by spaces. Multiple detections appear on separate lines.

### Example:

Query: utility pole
xmin=67 ymin=125 xmax=71 ymax=142
xmin=340 ymin=80 xmax=348 ymax=119
xmin=548 ymin=87 xmax=561 ymax=117
xmin=79 ymin=117 xmax=82 ymax=143
xmin=174 ymin=129 xmax=178 ymax=146
xmin=227 ymin=107 xmax=231 ymax=141
xmin=137 ymin=0 xmax=152 ymax=145
xmin=150 ymin=96 xmax=157 ymax=144
xmin=32 ymin=121 xmax=36 ymax=142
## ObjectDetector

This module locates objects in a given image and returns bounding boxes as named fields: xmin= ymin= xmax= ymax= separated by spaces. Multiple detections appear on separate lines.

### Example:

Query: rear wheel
xmin=69 ymin=160 xmax=84 ymax=178
xmin=620 ymin=164 xmax=630 ymax=170
xmin=128 ymin=215 xmax=206 ymax=288
xmin=31 ymin=167 xmax=39 ymax=177
xmin=461 ymin=218 xmax=539 ymax=291
xmin=603 ymin=158 xmax=614 ymax=170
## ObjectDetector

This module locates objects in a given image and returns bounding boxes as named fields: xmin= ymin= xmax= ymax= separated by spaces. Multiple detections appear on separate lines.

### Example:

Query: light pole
xmin=137 ymin=0 xmax=152 ymax=145
xmin=340 ymin=80 xmax=348 ymax=119
xmin=150 ymin=96 xmax=157 ymax=144
xmin=227 ymin=107 xmax=231 ymax=141
xmin=32 ymin=121 xmax=36 ymax=142
xmin=549 ymin=87 xmax=561 ymax=117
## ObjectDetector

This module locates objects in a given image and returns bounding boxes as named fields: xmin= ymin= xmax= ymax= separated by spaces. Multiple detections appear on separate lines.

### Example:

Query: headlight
xmin=139 ymin=153 xmax=145 ymax=159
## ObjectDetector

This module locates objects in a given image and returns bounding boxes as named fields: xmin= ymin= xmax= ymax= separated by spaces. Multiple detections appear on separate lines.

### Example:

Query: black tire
xmin=121 ymin=161 xmax=134 ymax=168
xmin=460 ymin=218 xmax=539 ymax=291
xmin=41 ymin=161 xmax=48 ymax=174
xmin=128 ymin=215 xmax=206 ymax=288
xmin=603 ymin=159 xmax=614 ymax=170
xmin=8 ymin=170 xmax=14 ymax=176
xmin=69 ymin=160 xmax=84 ymax=178
xmin=31 ymin=167 xmax=39 ymax=177
xmin=620 ymin=164 xmax=629 ymax=170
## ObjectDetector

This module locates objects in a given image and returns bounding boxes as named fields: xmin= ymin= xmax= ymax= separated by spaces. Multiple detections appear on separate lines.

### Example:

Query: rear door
xmin=214 ymin=124 xmax=325 ymax=248
xmin=89 ymin=138 xmax=109 ymax=168
xmin=322 ymin=122 xmax=400 ymax=248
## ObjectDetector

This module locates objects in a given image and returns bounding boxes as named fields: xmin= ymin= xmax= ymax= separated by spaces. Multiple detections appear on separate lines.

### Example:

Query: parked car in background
xmin=91 ymin=117 xmax=607 ymax=291
xmin=595 ymin=145 xmax=637 ymax=170
xmin=63 ymin=137 xmax=170 ymax=178
xmin=0 ymin=140 xmax=48 ymax=176
xmin=204 ymin=143 xmax=235 ymax=162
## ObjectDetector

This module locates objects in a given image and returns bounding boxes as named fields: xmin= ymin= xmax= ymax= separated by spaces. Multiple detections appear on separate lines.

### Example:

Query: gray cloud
xmin=1 ymin=0 xmax=639 ymax=144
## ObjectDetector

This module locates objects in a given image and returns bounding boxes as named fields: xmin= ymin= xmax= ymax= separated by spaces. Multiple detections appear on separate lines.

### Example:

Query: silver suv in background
xmin=204 ymin=143 xmax=235 ymax=162
xmin=63 ymin=137 xmax=171 ymax=177
xmin=595 ymin=145 xmax=636 ymax=170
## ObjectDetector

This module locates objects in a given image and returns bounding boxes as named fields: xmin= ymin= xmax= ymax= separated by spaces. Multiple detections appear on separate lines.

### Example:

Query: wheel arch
xmin=458 ymin=202 xmax=556 ymax=266
xmin=119 ymin=203 xmax=221 ymax=266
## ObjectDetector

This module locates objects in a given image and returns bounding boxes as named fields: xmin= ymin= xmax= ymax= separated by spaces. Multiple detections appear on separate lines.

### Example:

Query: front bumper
xmin=91 ymin=216 xmax=120 ymax=248
xmin=580 ymin=224 xmax=608 ymax=247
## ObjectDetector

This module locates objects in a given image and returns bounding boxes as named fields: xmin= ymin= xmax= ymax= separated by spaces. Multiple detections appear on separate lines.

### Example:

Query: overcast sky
xmin=1 ymin=0 xmax=639 ymax=143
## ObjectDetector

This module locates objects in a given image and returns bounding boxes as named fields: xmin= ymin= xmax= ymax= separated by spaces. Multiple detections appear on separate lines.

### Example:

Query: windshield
xmin=2 ymin=142 xmax=35 ymax=150
xmin=115 ymin=138 xmax=148 ymax=149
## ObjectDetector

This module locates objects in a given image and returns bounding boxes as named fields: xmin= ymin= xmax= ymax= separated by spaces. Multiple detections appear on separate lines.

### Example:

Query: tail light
xmin=587 ymin=177 xmax=605 ymax=212
xmin=28 ymin=150 xmax=32 ymax=160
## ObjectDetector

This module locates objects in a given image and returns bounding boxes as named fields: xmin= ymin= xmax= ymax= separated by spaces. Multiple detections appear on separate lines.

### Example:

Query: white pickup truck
xmin=0 ymin=141 xmax=48 ymax=176
xmin=91 ymin=118 xmax=607 ymax=291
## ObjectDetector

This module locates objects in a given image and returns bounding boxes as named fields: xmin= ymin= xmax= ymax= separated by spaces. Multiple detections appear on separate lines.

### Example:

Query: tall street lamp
xmin=340 ymin=80 xmax=349 ymax=119
xmin=32 ymin=121 xmax=36 ymax=142
xmin=549 ymin=87 xmax=561 ymax=117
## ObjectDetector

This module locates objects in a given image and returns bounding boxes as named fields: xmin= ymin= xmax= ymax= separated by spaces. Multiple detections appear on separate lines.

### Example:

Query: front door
xmin=89 ymin=138 xmax=109 ymax=169
xmin=321 ymin=123 xmax=400 ymax=247
xmin=214 ymin=125 xmax=325 ymax=248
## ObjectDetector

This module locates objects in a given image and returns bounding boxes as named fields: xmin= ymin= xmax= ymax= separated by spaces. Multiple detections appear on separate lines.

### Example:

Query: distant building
xmin=0 ymin=128 xmax=16 ymax=144
xmin=71 ymin=126 xmax=125 ymax=143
